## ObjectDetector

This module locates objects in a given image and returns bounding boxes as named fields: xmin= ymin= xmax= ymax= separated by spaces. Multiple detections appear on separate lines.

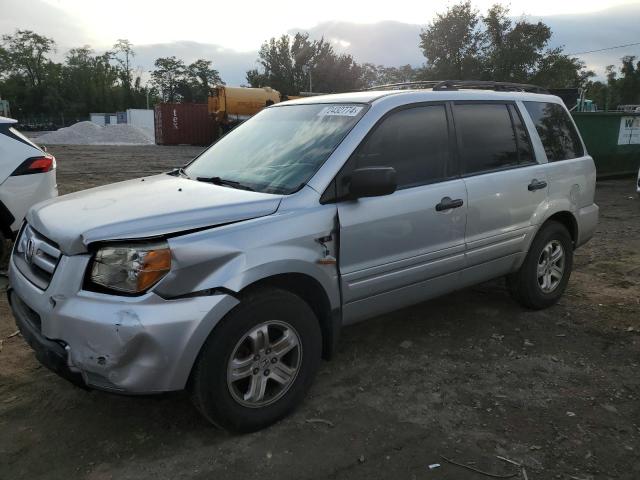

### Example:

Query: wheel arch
xmin=238 ymin=273 xmax=340 ymax=360
xmin=541 ymin=210 xmax=578 ymax=245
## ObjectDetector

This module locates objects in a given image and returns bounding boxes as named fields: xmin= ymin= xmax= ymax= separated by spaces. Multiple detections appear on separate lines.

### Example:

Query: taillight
xmin=11 ymin=154 xmax=56 ymax=176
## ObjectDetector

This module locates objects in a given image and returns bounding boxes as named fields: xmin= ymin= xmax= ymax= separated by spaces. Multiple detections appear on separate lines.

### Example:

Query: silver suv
xmin=8 ymin=82 xmax=598 ymax=431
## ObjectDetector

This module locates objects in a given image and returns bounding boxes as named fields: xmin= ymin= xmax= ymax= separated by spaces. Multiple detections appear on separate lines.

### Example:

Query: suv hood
xmin=27 ymin=174 xmax=282 ymax=254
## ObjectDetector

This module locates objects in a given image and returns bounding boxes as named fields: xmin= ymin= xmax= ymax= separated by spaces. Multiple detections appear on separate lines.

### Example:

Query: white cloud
xmin=37 ymin=0 xmax=639 ymax=49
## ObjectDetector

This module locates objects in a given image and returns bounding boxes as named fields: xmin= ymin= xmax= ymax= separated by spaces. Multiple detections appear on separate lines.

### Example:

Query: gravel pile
xmin=37 ymin=121 xmax=154 ymax=145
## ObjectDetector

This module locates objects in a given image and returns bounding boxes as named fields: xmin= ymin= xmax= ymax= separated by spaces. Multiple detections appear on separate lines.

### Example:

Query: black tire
xmin=0 ymin=230 xmax=8 ymax=268
xmin=508 ymin=221 xmax=573 ymax=310
xmin=189 ymin=287 xmax=322 ymax=432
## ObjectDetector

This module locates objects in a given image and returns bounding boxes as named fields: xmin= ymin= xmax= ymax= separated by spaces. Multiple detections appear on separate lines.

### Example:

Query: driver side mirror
xmin=348 ymin=167 xmax=397 ymax=199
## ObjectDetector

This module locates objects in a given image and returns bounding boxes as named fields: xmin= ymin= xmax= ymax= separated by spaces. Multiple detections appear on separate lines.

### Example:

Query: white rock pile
xmin=37 ymin=121 xmax=154 ymax=145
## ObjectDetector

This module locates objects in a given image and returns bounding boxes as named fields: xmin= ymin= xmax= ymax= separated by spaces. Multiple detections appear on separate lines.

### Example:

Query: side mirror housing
xmin=348 ymin=167 xmax=397 ymax=199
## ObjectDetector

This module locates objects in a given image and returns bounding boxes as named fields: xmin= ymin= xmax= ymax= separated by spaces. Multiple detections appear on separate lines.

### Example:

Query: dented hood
xmin=27 ymin=174 xmax=282 ymax=254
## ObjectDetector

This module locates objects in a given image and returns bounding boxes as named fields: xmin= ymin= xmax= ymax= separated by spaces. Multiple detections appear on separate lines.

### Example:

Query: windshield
xmin=185 ymin=103 xmax=367 ymax=194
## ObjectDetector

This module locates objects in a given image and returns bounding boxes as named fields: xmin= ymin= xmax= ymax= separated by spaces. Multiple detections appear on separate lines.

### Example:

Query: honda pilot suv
xmin=8 ymin=82 xmax=598 ymax=432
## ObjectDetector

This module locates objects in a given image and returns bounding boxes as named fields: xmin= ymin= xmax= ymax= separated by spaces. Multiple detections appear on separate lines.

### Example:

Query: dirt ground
xmin=1 ymin=145 xmax=639 ymax=480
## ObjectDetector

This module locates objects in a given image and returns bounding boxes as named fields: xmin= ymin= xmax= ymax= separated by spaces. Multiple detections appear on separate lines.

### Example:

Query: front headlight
xmin=88 ymin=241 xmax=171 ymax=294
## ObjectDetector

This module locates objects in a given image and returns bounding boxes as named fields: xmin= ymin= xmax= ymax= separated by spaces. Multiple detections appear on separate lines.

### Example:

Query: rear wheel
xmin=508 ymin=221 xmax=573 ymax=310
xmin=189 ymin=287 xmax=322 ymax=432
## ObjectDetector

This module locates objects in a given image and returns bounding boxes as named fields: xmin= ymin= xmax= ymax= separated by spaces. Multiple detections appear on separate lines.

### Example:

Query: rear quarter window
xmin=524 ymin=102 xmax=584 ymax=161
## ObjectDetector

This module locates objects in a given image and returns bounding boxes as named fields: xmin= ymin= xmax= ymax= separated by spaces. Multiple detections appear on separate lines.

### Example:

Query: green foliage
xmin=419 ymin=2 xmax=591 ymax=88
xmin=249 ymin=2 xmax=594 ymax=94
xmin=113 ymin=39 xmax=135 ymax=105
xmin=419 ymin=1 xmax=484 ymax=79
xmin=359 ymin=63 xmax=420 ymax=88
xmin=186 ymin=59 xmax=224 ymax=101
xmin=150 ymin=57 xmax=223 ymax=103
xmin=150 ymin=56 xmax=186 ymax=102
xmin=1 ymin=30 xmax=55 ymax=87
xmin=585 ymin=56 xmax=640 ymax=110
xmin=0 ymin=30 xmax=225 ymax=124
xmin=246 ymin=33 xmax=363 ymax=95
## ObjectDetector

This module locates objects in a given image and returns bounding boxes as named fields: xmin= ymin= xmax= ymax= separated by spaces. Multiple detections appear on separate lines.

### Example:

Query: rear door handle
xmin=528 ymin=179 xmax=547 ymax=191
xmin=436 ymin=196 xmax=464 ymax=212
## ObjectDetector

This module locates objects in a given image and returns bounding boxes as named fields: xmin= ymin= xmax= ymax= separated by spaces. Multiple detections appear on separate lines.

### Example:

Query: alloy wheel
xmin=537 ymin=240 xmax=565 ymax=293
xmin=226 ymin=320 xmax=303 ymax=408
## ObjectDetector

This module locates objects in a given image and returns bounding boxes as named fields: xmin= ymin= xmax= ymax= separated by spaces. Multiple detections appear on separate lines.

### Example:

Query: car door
xmin=335 ymin=104 xmax=467 ymax=324
xmin=522 ymin=100 xmax=596 ymax=225
xmin=452 ymin=102 xmax=548 ymax=283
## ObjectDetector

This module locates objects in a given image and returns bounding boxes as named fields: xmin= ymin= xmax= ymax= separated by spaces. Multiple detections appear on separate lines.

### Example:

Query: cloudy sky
xmin=2 ymin=0 xmax=640 ymax=84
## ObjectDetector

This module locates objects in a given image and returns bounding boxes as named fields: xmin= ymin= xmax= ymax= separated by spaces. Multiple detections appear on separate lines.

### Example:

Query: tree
xmin=418 ymin=2 xmax=589 ymax=88
xmin=150 ymin=57 xmax=224 ymax=103
xmin=359 ymin=63 xmax=420 ymax=88
xmin=419 ymin=1 xmax=484 ymax=79
xmin=150 ymin=56 xmax=186 ymax=102
xmin=584 ymin=56 xmax=640 ymax=110
xmin=248 ymin=34 xmax=297 ymax=94
xmin=1 ymin=30 xmax=55 ymax=88
xmin=530 ymin=48 xmax=593 ymax=88
xmin=0 ymin=30 xmax=155 ymax=122
xmin=113 ymin=39 xmax=135 ymax=104
xmin=483 ymin=5 xmax=552 ymax=82
xmin=187 ymin=59 xmax=223 ymax=102
xmin=247 ymin=33 xmax=365 ymax=95
xmin=618 ymin=55 xmax=640 ymax=104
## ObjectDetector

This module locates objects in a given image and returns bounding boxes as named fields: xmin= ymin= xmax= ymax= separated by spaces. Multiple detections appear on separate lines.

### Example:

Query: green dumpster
xmin=572 ymin=112 xmax=640 ymax=178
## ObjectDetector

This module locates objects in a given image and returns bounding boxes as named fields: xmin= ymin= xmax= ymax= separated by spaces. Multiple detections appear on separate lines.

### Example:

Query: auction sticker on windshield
xmin=318 ymin=105 xmax=363 ymax=117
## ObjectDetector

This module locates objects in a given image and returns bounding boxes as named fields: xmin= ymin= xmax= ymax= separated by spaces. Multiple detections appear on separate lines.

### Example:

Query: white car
xmin=0 ymin=116 xmax=57 ymax=260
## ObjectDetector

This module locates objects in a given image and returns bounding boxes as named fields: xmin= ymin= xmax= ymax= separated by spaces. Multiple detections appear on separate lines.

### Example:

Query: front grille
xmin=13 ymin=224 xmax=62 ymax=290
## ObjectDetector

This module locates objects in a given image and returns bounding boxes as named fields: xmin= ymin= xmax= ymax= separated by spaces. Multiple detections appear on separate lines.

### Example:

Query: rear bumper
xmin=576 ymin=203 xmax=599 ymax=248
xmin=8 ymin=254 xmax=239 ymax=394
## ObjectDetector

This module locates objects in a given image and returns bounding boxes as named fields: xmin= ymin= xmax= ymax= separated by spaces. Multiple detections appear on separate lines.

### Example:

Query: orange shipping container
xmin=154 ymin=103 xmax=217 ymax=146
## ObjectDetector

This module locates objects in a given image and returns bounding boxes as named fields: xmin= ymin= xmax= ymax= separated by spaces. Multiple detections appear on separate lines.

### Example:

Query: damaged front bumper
xmin=8 ymin=253 xmax=239 ymax=394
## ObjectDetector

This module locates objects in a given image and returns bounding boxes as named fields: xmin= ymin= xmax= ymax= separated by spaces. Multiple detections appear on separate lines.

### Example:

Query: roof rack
xmin=363 ymin=81 xmax=441 ymax=91
xmin=364 ymin=80 xmax=549 ymax=94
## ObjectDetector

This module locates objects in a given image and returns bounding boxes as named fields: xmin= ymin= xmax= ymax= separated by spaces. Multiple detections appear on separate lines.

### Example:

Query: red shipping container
xmin=154 ymin=103 xmax=217 ymax=146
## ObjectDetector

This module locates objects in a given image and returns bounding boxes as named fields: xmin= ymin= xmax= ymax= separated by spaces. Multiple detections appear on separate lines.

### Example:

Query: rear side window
xmin=524 ymin=102 xmax=584 ymax=161
xmin=454 ymin=103 xmax=521 ymax=175
xmin=352 ymin=105 xmax=451 ymax=189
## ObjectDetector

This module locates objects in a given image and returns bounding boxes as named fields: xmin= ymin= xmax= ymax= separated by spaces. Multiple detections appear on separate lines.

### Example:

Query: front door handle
xmin=528 ymin=179 xmax=547 ymax=191
xmin=436 ymin=196 xmax=464 ymax=211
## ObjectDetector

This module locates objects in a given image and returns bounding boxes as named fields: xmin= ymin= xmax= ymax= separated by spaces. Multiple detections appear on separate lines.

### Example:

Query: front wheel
xmin=189 ymin=287 xmax=322 ymax=432
xmin=508 ymin=221 xmax=574 ymax=310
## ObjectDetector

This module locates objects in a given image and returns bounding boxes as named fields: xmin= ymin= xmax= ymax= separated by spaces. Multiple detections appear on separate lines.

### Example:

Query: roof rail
xmin=433 ymin=80 xmax=548 ymax=93
xmin=363 ymin=80 xmax=549 ymax=94
xmin=363 ymin=81 xmax=441 ymax=91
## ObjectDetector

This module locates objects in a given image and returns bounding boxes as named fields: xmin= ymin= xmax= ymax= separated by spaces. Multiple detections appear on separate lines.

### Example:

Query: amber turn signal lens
xmin=136 ymin=248 xmax=172 ymax=292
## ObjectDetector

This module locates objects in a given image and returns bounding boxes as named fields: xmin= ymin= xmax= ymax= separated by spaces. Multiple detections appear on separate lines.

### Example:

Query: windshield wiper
xmin=196 ymin=176 xmax=255 ymax=191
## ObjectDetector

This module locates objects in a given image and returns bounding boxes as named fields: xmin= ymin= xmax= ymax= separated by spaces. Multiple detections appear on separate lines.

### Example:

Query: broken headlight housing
xmin=87 ymin=241 xmax=171 ymax=294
